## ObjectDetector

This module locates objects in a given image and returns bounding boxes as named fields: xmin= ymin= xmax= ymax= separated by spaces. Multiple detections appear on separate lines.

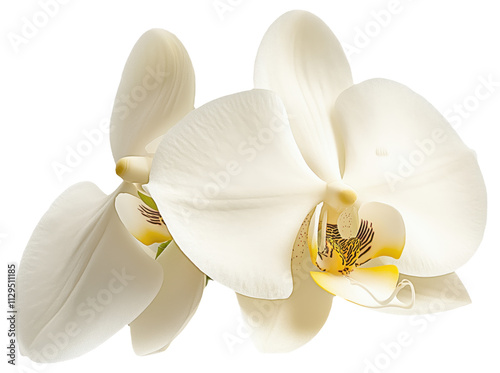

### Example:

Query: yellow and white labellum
xmin=116 ymin=156 xmax=153 ymax=184
xmin=115 ymin=193 xmax=172 ymax=246
xmin=311 ymin=266 xmax=415 ymax=309
xmin=308 ymin=201 xmax=415 ymax=308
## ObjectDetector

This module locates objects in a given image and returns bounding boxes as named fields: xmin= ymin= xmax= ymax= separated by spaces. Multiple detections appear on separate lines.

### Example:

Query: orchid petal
xmin=379 ymin=272 xmax=470 ymax=315
xmin=148 ymin=89 xmax=326 ymax=299
xmin=335 ymin=79 xmax=487 ymax=276
xmin=311 ymin=265 xmax=414 ymax=308
xmin=129 ymin=241 xmax=205 ymax=355
xmin=115 ymin=193 xmax=172 ymax=246
xmin=236 ymin=211 xmax=333 ymax=352
xmin=17 ymin=182 xmax=163 ymax=362
xmin=254 ymin=10 xmax=353 ymax=182
xmin=110 ymin=29 xmax=195 ymax=162
xmin=356 ymin=202 xmax=406 ymax=265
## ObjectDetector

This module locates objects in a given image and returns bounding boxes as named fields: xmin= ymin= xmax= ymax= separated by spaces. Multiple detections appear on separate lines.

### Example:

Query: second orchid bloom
xmin=17 ymin=29 xmax=205 ymax=362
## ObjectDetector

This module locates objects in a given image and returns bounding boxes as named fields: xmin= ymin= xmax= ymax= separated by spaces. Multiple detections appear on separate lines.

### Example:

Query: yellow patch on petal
xmin=135 ymin=229 xmax=172 ymax=247
xmin=115 ymin=193 xmax=172 ymax=246
xmin=328 ymin=237 xmax=360 ymax=275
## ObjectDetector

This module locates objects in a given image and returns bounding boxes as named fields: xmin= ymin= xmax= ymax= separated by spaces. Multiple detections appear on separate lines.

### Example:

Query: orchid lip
xmin=347 ymin=276 xmax=416 ymax=309
xmin=308 ymin=200 xmax=416 ymax=309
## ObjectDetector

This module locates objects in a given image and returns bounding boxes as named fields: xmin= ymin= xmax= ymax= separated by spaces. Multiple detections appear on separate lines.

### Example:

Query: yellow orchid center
xmin=313 ymin=211 xmax=372 ymax=275
xmin=317 ymin=234 xmax=361 ymax=275
xmin=307 ymin=201 xmax=415 ymax=309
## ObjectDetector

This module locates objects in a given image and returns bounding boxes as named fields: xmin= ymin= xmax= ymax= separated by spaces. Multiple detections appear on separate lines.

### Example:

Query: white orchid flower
xmin=17 ymin=29 xmax=205 ymax=362
xmin=148 ymin=11 xmax=487 ymax=352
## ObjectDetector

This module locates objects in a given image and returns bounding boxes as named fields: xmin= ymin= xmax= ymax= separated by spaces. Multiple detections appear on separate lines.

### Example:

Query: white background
xmin=1 ymin=1 xmax=499 ymax=372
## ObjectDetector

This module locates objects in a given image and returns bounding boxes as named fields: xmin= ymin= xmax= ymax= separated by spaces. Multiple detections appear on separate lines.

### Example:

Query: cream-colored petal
xmin=355 ymin=202 xmax=406 ymax=264
xmin=130 ymin=241 xmax=205 ymax=355
xmin=17 ymin=182 xmax=163 ymax=362
xmin=335 ymin=79 xmax=487 ymax=276
xmin=115 ymin=193 xmax=171 ymax=246
xmin=148 ymin=90 xmax=326 ymax=299
xmin=236 ymin=211 xmax=333 ymax=352
xmin=311 ymin=265 xmax=414 ymax=308
xmin=254 ymin=10 xmax=353 ymax=182
xmin=380 ymin=272 xmax=471 ymax=315
xmin=110 ymin=29 xmax=195 ymax=161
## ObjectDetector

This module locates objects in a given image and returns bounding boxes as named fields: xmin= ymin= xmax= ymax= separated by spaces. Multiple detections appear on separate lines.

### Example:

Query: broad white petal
xmin=17 ymin=182 xmax=163 ymax=362
xmin=236 ymin=211 xmax=333 ymax=352
xmin=110 ymin=29 xmax=195 ymax=162
xmin=148 ymin=90 xmax=326 ymax=299
xmin=115 ymin=193 xmax=171 ymax=245
xmin=356 ymin=202 xmax=406 ymax=264
xmin=311 ymin=265 xmax=413 ymax=308
xmin=130 ymin=241 xmax=205 ymax=355
xmin=255 ymin=10 xmax=353 ymax=182
xmin=336 ymin=79 xmax=487 ymax=276
xmin=380 ymin=272 xmax=471 ymax=315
